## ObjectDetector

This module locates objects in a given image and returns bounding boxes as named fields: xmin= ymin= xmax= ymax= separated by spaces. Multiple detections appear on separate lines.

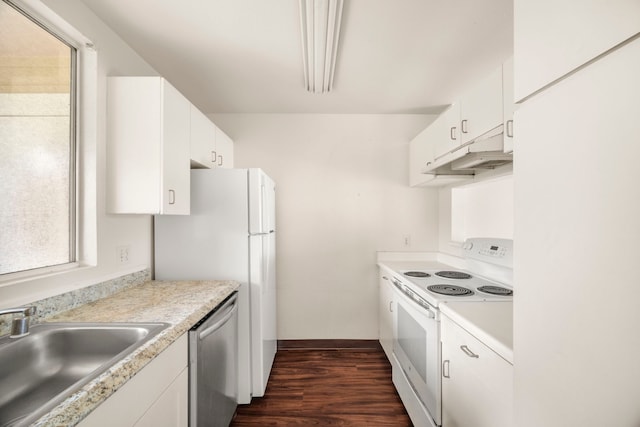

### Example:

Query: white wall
xmin=213 ymin=114 xmax=438 ymax=339
xmin=0 ymin=0 xmax=158 ymax=306
xmin=438 ymin=167 xmax=514 ymax=258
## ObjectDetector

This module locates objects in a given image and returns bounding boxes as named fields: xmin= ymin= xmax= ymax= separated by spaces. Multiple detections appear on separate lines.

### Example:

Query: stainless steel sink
xmin=0 ymin=322 xmax=168 ymax=427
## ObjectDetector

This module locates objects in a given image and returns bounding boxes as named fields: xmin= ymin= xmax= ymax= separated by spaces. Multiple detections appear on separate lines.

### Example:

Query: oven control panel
xmin=462 ymin=238 xmax=513 ymax=268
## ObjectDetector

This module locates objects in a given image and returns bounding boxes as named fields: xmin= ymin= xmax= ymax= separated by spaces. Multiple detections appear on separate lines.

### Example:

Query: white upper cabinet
xmin=190 ymin=105 xmax=217 ymax=169
xmin=408 ymin=62 xmax=509 ymax=187
xmin=514 ymin=0 xmax=640 ymax=101
xmin=502 ymin=56 xmax=514 ymax=154
xmin=409 ymin=118 xmax=437 ymax=187
xmin=459 ymin=66 xmax=503 ymax=145
xmin=433 ymin=64 xmax=504 ymax=160
xmin=107 ymin=76 xmax=190 ymax=215
xmin=409 ymin=113 xmax=474 ymax=187
xmin=214 ymin=126 xmax=234 ymax=169
xmin=434 ymin=103 xmax=461 ymax=159
xmin=190 ymin=106 xmax=234 ymax=169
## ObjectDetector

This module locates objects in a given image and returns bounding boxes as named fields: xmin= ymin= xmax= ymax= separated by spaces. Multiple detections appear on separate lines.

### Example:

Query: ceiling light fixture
xmin=298 ymin=0 xmax=344 ymax=93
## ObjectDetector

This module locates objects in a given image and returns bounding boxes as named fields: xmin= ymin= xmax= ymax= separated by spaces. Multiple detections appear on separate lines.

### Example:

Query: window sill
xmin=0 ymin=262 xmax=95 ymax=289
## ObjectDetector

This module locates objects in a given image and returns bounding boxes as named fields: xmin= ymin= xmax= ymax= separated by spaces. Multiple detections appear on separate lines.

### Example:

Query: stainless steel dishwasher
xmin=189 ymin=292 xmax=238 ymax=427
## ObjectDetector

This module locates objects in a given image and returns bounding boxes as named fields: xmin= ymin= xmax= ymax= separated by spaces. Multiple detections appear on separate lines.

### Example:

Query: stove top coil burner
xmin=435 ymin=271 xmax=472 ymax=280
xmin=427 ymin=284 xmax=474 ymax=296
xmin=403 ymin=271 xmax=431 ymax=278
xmin=477 ymin=285 xmax=513 ymax=296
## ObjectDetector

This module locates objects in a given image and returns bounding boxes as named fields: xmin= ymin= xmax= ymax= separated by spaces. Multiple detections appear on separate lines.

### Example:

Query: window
xmin=0 ymin=0 xmax=77 ymax=276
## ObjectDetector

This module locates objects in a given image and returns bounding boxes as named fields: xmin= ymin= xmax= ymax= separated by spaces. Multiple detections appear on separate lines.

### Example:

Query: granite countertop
xmin=439 ymin=300 xmax=513 ymax=364
xmin=32 ymin=279 xmax=239 ymax=427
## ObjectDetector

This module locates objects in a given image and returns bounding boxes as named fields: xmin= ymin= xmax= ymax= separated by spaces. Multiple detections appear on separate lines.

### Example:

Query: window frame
xmin=0 ymin=0 xmax=95 ymax=285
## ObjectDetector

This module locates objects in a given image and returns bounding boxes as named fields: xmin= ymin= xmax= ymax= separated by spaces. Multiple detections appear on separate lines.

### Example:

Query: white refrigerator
xmin=154 ymin=168 xmax=277 ymax=404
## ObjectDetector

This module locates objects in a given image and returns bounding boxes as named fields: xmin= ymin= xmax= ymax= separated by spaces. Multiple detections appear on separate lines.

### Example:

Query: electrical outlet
xmin=117 ymin=245 xmax=130 ymax=264
xmin=403 ymin=235 xmax=411 ymax=247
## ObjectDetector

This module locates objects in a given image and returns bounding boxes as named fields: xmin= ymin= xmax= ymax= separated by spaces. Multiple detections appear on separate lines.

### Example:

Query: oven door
xmin=392 ymin=278 xmax=441 ymax=426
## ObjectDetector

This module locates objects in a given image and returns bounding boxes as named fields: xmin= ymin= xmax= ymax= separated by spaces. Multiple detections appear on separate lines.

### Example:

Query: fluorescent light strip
xmin=299 ymin=0 xmax=343 ymax=93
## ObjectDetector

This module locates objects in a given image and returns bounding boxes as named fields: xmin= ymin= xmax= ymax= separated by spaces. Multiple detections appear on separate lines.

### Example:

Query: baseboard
xmin=277 ymin=339 xmax=382 ymax=350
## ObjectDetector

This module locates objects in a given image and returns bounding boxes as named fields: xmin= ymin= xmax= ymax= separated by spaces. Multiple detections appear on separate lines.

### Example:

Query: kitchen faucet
xmin=0 ymin=306 xmax=37 ymax=338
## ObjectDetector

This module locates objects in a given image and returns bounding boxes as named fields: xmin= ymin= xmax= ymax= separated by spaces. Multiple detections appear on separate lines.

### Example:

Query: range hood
xmin=417 ymin=125 xmax=512 ymax=186
xmin=450 ymin=152 xmax=512 ymax=170
xmin=427 ymin=125 xmax=512 ymax=173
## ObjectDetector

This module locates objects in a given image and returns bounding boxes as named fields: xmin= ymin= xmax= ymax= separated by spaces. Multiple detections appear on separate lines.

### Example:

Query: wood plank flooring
xmin=230 ymin=340 xmax=413 ymax=426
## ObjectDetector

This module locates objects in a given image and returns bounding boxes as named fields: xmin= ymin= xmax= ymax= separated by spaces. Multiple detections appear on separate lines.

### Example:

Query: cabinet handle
xmin=218 ymin=154 xmax=223 ymax=166
xmin=443 ymin=360 xmax=450 ymax=378
xmin=211 ymin=150 xmax=217 ymax=163
xmin=461 ymin=119 xmax=468 ymax=134
xmin=382 ymin=276 xmax=389 ymax=280
xmin=389 ymin=301 xmax=393 ymax=313
xmin=460 ymin=345 xmax=479 ymax=358
xmin=168 ymin=189 xmax=176 ymax=205
xmin=506 ymin=119 xmax=514 ymax=138
xmin=450 ymin=126 xmax=457 ymax=141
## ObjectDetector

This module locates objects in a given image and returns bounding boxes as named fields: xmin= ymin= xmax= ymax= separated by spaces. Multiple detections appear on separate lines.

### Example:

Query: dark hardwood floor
xmin=230 ymin=340 xmax=413 ymax=426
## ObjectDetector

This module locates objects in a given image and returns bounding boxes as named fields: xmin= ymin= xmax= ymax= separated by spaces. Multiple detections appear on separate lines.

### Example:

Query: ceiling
xmin=80 ymin=0 xmax=513 ymax=114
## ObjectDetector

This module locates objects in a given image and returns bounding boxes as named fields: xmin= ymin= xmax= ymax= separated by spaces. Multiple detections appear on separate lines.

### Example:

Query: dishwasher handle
xmin=197 ymin=296 xmax=238 ymax=341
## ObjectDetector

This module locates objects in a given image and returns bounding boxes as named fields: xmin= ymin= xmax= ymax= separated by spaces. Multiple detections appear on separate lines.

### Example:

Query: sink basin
xmin=0 ymin=322 xmax=168 ymax=427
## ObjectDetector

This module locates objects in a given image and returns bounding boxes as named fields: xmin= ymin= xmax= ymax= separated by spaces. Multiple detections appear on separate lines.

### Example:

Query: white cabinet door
xmin=134 ymin=368 xmax=188 ymax=427
xmin=107 ymin=77 xmax=190 ymax=215
xmin=459 ymin=66 xmax=503 ymax=144
xmin=434 ymin=103 xmax=461 ymax=159
xmin=190 ymin=105 xmax=216 ymax=169
xmin=409 ymin=121 xmax=436 ymax=187
xmin=160 ymin=82 xmax=191 ymax=215
xmin=441 ymin=315 xmax=513 ymax=427
xmin=78 ymin=334 xmax=188 ymax=427
xmin=409 ymin=105 xmax=474 ymax=187
xmin=514 ymin=0 xmax=640 ymax=101
xmin=378 ymin=270 xmax=394 ymax=361
xmin=502 ymin=57 xmax=514 ymax=154
xmin=214 ymin=126 xmax=234 ymax=169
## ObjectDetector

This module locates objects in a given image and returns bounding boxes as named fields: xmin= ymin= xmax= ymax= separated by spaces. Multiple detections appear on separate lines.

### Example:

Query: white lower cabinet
xmin=134 ymin=368 xmax=188 ymax=427
xmin=78 ymin=334 xmax=188 ymax=427
xmin=440 ymin=315 xmax=513 ymax=427
xmin=377 ymin=268 xmax=394 ymax=361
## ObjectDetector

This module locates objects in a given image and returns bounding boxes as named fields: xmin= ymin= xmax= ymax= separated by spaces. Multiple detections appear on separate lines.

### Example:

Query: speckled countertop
xmin=31 ymin=279 xmax=239 ymax=427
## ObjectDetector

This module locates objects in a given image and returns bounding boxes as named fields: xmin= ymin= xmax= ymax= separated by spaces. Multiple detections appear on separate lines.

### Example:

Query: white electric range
xmin=380 ymin=238 xmax=513 ymax=427
xmin=388 ymin=238 xmax=513 ymax=307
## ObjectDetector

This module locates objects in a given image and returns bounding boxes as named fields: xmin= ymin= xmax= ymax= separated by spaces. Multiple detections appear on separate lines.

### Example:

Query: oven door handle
xmin=392 ymin=277 xmax=436 ymax=318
